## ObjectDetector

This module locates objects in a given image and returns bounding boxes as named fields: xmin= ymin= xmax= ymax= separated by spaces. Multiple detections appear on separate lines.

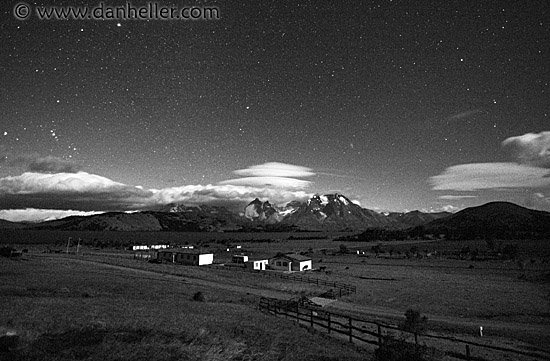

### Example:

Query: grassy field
xmin=3 ymin=231 xmax=550 ymax=359
xmin=0 ymin=255 xmax=367 ymax=361
xmin=0 ymin=229 xmax=344 ymax=247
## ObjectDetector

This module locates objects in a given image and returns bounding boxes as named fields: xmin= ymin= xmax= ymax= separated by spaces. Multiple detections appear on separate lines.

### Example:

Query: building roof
xmin=270 ymin=253 xmax=312 ymax=262
xmin=158 ymin=249 xmax=212 ymax=255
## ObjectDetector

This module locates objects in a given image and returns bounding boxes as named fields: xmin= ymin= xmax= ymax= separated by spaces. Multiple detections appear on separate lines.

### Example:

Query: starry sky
xmin=1 ymin=0 xmax=549 ymax=222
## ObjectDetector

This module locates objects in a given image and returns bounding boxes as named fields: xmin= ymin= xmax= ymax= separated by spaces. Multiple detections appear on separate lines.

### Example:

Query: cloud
xmin=523 ymin=192 xmax=550 ymax=210
xmin=438 ymin=195 xmax=478 ymax=200
xmin=0 ymin=152 xmax=81 ymax=173
xmin=219 ymin=176 xmax=311 ymax=189
xmin=152 ymin=184 xmax=311 ymax=207
xmin=430 ymin=163 xmax=550 ymax=191
xmin=0 ymin=209 xmax=103 ymax=223
xmin=0 ymin=170 xmax=314 ymax=220
xmin=502 ymin=131 xmax=550 ymax=168
xmin=223 ymin=162 xmax=314 ymax=189
xmin=233 ymin=162 xmax=315 ymax=178
xmin=439 ymin=205 xmax=460 ymax=213
xmin=446 ymin=109 xmax=484 ymax=121
xmin=418 ymin=205 xmax=461 ymax=213
xmin=0 ymin=172 xmax=154 ymax=211
xmin=28 ymin=155 xmax=81 ymax=173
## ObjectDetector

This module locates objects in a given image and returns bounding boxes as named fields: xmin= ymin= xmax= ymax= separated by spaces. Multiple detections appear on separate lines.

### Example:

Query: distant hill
xmin=31 ymin=205 xmax=245 ymax=232
xmin=345 ymin=201 xmax=550 ymax=241
xmin=30 ymin=212 xmax=165 ymax=231
xmin=414 ymin=201 xmax=550 ymax=240
xmin=0 ymin=219 xmax=25 ymax=229
xmin=383 ymin=210 xmax=451 ymax=229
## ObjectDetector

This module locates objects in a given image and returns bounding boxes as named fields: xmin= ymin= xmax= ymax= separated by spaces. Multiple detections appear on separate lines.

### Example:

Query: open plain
xmin=2 ymin=231 xmax=550 ymax=360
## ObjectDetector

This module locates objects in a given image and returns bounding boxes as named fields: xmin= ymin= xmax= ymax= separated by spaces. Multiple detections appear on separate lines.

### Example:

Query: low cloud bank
xmin=0 ymin=162 xmax=314 ymax=221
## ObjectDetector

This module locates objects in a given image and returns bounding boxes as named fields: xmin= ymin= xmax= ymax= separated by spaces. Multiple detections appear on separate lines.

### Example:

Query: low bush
xmin=192 ymin=291 xmax=206 ymax=302
xmin=401 ymin=309 xmax=428 ymax=334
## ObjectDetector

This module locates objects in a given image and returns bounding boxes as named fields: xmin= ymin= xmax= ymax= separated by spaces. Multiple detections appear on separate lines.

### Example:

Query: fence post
xmin=296 ymin=304 xmax=299 ymax=323
xmin=465 ymin=345 xmax=471 ymax=360
xmin=377 ymin=324 xmax=382 ymax=346
xmin=349 ymin=317 xmax=353 ymax=343
xmin=414 ymin=332 xmax=418 ymax=344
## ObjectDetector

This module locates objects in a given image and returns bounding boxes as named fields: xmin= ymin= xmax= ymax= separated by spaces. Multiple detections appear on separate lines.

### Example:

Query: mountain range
xmin=241 ymin=194 xmax=446 ymax=231
xmin=1 ymin=193 xmax=447 ymax=232
xmin=1 ymin=194 xmax=548 ymax=239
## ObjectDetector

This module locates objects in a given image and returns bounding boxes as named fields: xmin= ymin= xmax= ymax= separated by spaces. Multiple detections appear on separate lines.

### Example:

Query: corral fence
xmin=259 ymin=297 xmax=550 ymax=361
xmin=211 ymin=265 xmax=356 ymax=297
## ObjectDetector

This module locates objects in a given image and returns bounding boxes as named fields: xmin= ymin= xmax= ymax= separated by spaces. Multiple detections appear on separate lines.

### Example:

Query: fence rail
xmin=211 ymin=264 xmax=356 ymax=296
xmin=259 ymin=297 xmax=550 ymax=361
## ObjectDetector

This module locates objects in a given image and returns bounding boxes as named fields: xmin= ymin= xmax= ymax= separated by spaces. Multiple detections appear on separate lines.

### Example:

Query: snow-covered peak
xmin=338 ymin=195 xmax=349 ymax=205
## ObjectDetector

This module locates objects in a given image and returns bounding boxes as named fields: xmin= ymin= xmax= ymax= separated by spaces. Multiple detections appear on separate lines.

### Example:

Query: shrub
xmin=401 ymin=309 xmax=428 ymax=334
xmin=192 ymin=291 xmax=206 ymax=302
xmin=375 ymin=335 xmax=435 ymax=361
xmin=339 ymin=244 xmax=348 ymax=254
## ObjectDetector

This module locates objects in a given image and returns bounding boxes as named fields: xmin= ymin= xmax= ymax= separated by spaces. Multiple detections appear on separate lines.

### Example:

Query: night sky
xmin=1 ymin=1 xmax=549 ymax=222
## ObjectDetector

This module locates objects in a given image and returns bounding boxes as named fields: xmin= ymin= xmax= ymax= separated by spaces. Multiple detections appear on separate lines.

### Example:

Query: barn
xmin=157 ymin=249 xmax=213 ymax=266
xmin=269 ymin=253 xmax=312 ymax=272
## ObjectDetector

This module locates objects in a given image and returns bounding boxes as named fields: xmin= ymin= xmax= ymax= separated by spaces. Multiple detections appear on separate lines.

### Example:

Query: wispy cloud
xmin=0 ymin=151 xmax=81 ymax=173
xmin=446 ymin=109 xmax=484 ymax=121
xmin=502 ymin=131 xmax=550 ymax=168
xmin=418 ymin=204 xmax=461 ymax=213
xmin=438 ymin=195 xmax=478 ymax=200
xmin=430 ymin=163 xmax=550 ymax=191
xmin=27 ymin=155 xmax=81 ymax=173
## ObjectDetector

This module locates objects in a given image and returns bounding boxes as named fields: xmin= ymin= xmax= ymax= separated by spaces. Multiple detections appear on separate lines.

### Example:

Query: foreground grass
xmin=0 ymin=256 xmax=367 ymax=361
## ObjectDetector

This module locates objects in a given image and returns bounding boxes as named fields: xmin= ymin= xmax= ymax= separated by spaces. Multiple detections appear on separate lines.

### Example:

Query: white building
xmin=157 ymin=249 xmax=213 ymax=266
xmin=245 ymin=259 xmax=269 ymax=271
xmin=232 ymin=254 xmax=249 ymax=264
xmin=269 ymin=253 xmax=312 ymax=272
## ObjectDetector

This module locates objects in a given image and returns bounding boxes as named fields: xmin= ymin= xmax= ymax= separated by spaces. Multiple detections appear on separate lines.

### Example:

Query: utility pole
xmin=76 ymin=238 xmax=81 ymax=255
xmin=66 ymin=237 xmax=72 ymax=254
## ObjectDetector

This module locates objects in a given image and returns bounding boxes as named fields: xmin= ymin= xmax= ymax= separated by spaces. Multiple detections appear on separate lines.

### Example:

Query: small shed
xmin=157 ymin=249 xmax=213 ymax=266
xmin=269 ymin=253 xmax=312 ymax=272
xmin=232 ymin=254 xmax=249 ymax=264
xmin=245 ymin=259 xmax=269 ymax=271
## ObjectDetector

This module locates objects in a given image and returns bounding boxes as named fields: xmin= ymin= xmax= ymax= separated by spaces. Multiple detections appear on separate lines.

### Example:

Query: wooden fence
xmin=211 ymin=264 xmax=356 ymax=296
xmin=259 ymin=297 xmax=550 ymax=361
